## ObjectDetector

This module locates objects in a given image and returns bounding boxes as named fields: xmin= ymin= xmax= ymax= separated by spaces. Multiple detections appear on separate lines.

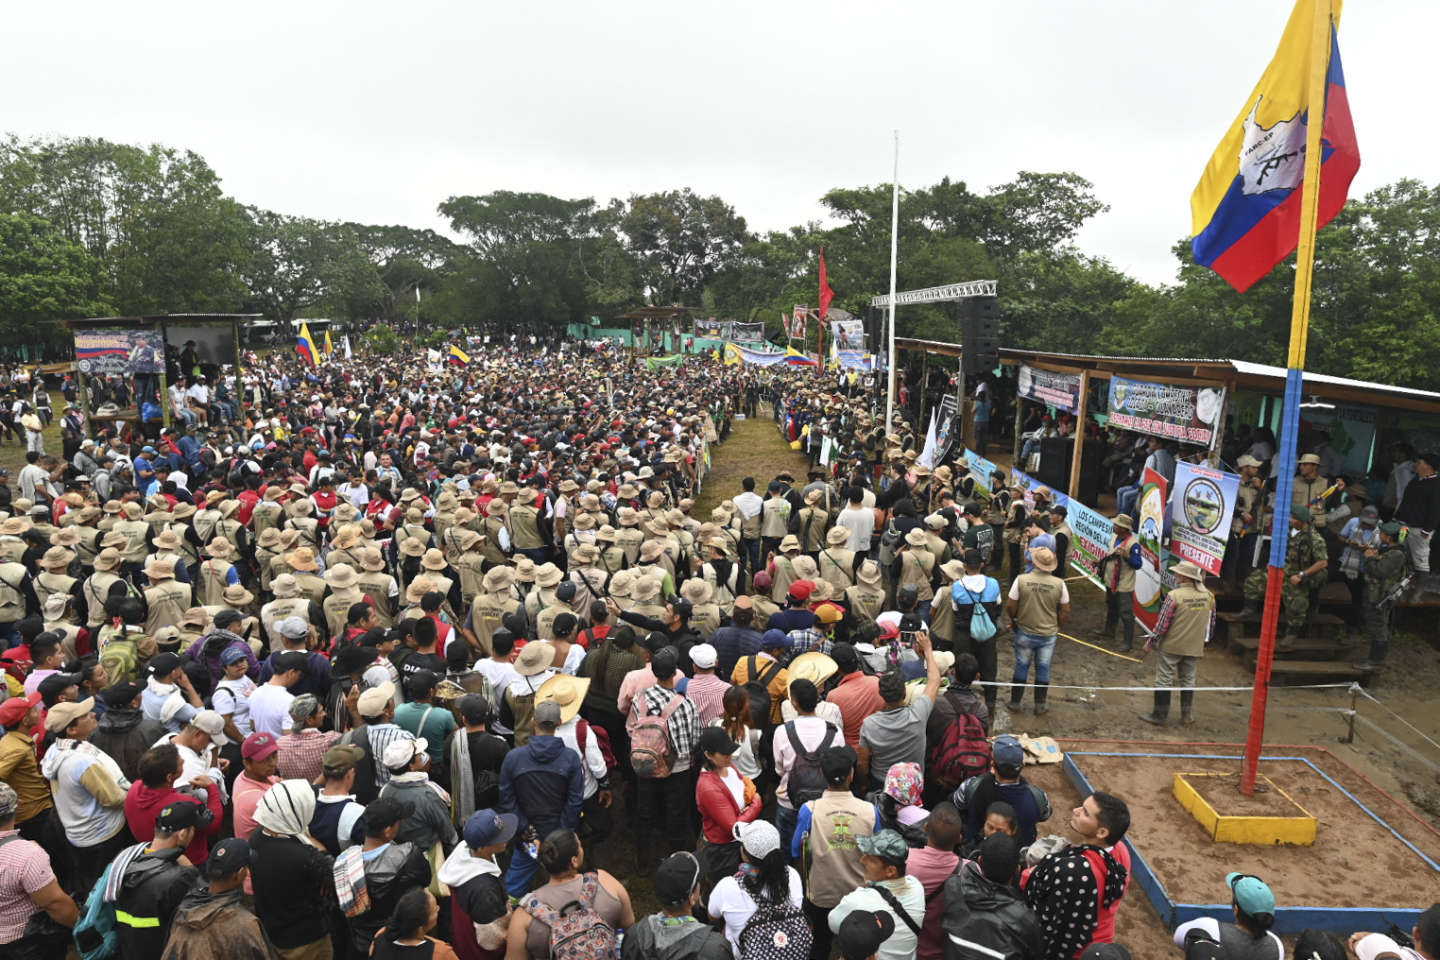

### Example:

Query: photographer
xmin=856 ymin=624 xmax=941 ymax=793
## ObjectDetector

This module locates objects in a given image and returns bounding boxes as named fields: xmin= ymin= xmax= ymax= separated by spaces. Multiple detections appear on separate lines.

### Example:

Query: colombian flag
xmin=1190 ymin=0 xmax=1359 ymax=293
xmin=323 ymin=329 xmax=334 ymax=361
xmin=296 ymin=322 xmax=319 ymax=369
xmin=784 ymin=346 xmax=817 ymax=367
xmin=447 ymin=344 xmax=471 ymax=367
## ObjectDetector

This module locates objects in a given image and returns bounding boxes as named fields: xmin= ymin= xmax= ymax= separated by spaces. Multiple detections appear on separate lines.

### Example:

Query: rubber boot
xmin=1239 ymin=599 xmax=1261 ymax=618
xmin=1033 ymin=684 xmax=1050 ymax=715
xmin=1117 ymin=618 xmax=1135 ymax=654
xmin=1180 ymin=690 xmax=1195 ymax=725
xmin=1092 ymin=621 xmax=1115 ymax=640
xmin=1139 ymin=690 xmax=1171 ymax=725
xmin=1008 ymin=685 xmax=1025 ymax=712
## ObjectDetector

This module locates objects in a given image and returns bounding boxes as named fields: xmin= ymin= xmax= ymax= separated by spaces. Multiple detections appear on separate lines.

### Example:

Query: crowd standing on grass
xmin=0 ymin=338 xmax=1426 ymax=960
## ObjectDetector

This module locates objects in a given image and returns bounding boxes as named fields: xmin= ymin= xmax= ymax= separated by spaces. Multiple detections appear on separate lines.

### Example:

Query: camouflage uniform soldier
xmin=1357 ymin=521 xmax=1410 ymax=671
xmin=1241 ymin=504 xmax=1328 ymax=647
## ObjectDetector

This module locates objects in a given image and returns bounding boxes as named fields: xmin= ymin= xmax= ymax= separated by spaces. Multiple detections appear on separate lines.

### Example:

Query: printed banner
xmin=74 ymin=327 xmax=164 ymax=375
xmin=790 ymin=305 xmax=808 ymax=340
xmin=730 ymin=321 xmax=764 ymax=342
xmin=830 ymin=319 xmax=865 ymax=350
xmin=1170 ymin=462 xmax=1240 ymax=575
xmin=1108 ymin=376 xmax=1226 ymax=449
xmin=1017 ymin=364 xmax=1083 ymax=415
xmin=835 ymin=350 xmax=873 ymax=371
xmin=966 ymin=453 xmax=1002 ymax=498
xmin=644 ymin=354 xmax=686 ymax=371
xmin=1006 ymin=467 xmax=1110 ymax=589
xmin=727 ymin=344 xmax=789 ymax=367
xmin=934 ymin=395 xmax=961 ymax=464
xmin=1134 ymin=467 xmax=1169 ymax=631
xmin=695 ymin=318 xmax=731 ymax=339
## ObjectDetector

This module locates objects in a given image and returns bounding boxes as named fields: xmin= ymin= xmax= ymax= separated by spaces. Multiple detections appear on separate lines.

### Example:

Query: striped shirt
xmin=633 ymin=685 xmax=699 ymax=775
xmin=362 ymin=723 xmax=416 ymax=788
xmin=684 ymin=673 xmax=731 ymax=727
xmin=0 ymin=829 xmax=55 ymax=942
xmin=276 ymin=729 xmax=341 ymax=783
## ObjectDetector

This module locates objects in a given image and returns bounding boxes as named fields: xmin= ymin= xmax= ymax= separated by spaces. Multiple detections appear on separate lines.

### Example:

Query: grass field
xmin=0 ymin=391 xmax=66 ymax=479
xmin=696 ymin=408 xmax=812 ymax=515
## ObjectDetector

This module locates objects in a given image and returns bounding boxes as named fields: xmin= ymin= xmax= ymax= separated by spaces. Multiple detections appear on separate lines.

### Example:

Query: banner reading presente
xmin=1108 ymin=376 xmax=1226 ymax=449
xmin=1170 ymin=462 xmax=1240 ymax=576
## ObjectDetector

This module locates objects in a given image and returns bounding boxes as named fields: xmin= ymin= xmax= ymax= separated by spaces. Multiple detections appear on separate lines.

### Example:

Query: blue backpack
xmin=73 ymin=849 xmax=138 ymax=960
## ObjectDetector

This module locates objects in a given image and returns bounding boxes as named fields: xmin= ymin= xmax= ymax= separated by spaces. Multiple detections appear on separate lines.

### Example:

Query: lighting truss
xmin=870 ymin=280 xmax=997 ymax=308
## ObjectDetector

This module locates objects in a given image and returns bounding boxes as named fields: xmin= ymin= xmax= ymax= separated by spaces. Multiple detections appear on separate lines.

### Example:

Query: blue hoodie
xmin=498 ymin=734 xmax=583 ymax=833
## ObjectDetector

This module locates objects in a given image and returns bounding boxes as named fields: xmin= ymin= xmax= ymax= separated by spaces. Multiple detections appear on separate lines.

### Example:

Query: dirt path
xmin=696 ymin=407 xmax=813 ymax=515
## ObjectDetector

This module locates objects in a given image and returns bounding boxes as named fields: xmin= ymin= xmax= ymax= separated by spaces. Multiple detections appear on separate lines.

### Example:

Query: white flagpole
xmin=885 ymin=131 xmax=900 ymax=433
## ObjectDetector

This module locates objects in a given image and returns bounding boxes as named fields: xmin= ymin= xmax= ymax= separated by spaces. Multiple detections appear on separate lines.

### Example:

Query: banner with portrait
xmin=1134 ymin=467 xmax=1169 ymax=631
xmin=789 ymin=305 xmax=808 ymax=340
xmin=1107 ymin=376 xmax=1226 ymax=449
xmin=1170 ymin=462 xmax=1240 ymax=575
xmin=830 ymin=319 xmax=865 ymax=351
xmin=1017 ymin=364 xmax=1083 ymax=415
xmin=729 ymin=321 xmax=764 ymax=342
xmin=74 ymin=327 xmax=164 ymax=376
xmin=695 ymin=318 xmax=731 ymax=339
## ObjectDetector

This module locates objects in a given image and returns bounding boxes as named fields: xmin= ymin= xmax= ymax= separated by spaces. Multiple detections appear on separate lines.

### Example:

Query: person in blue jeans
xmin=1004 ymin=546 xmax=1070 ymax=715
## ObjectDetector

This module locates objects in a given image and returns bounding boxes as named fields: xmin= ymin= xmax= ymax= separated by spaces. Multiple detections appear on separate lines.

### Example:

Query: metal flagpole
xmin=1241 ymin=0 xmax=1332 ymax=796
xmin=885 ymin=131 xmax=900 ymax=432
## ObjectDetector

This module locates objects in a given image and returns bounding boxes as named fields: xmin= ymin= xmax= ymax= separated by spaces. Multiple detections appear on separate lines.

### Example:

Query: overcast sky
xmin=3 ymin=0 xmax=1431 ymax=288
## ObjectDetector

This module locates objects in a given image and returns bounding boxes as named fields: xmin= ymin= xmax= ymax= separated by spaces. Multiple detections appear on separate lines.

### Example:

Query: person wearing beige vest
xmin=479 ymin=501 xmax=511 ymax=567
xmin=680 ymin=577 xmax=721 ymax=637
xmin=193 ymin=490 xmax=226 ymax=543
xmin=321 ymin=564 xmax=366 ymax=643
xmin=327 ymin=523 xmax=366 ymax=572
xmin=34 ymin=546 xmax=78 ymax=614
xmin=1004 ymin=546 xmax=1070 ymax=716
xmin=929 ymin=558 xmax=966 ymax=650
xmin=285 ymin=548 xmax=328 ymax=604
xmin=466 ymin=566 xmax=519 ymax=658
xmin=844 ymin=560 xmax=886 ymax=624
xmin=142 ymin=557 xmax=192 ymax=635
xmin=195 ymin=538 xmax=240 ymax=607
xmin=82 ymin=548 xmax=133 ymax=629
xmin=1139 ymin=560 xmax=1214 ymax=727
xmin=212 ymin=501 xmax=248 ymax=557
xmin=1094 ymin=515 xmax=1142 ymax=654
xmin=895 ymin=529 xmax=936 ymax=603
xmin=252 ymin=527 xmax=282 ymax=592
xmin=817 ymin=525 xmax=858 ymax=594
xmin=561 ymin=514 xmax=598 ymax=569
xmin=285 ymin=499 xmax=321 ymax=552
xmin=355 ymin=547 xmax=400 ymax=627
xmin=261 ymin=574 xmax=314 ymax=643
xmin=0 ymin=517 xmax=29 ymax=564
xmin=627 ymin=574 xmax=669 ymax=622
xmin=700 ymin=539 xmax=740 ymax=613
xmin=615 ymin=508 xmax=645 ymax=564
xmin=769 ymin=536 xmax=802 ymax=604
xmin=112 ymin=503 xmax=150 ymax=569
xmin=594 ymin=527 xmax=627 ymax=577
xmin=450 ymin=531 xmax=487 ymax=611
xmin=267 ymin=529 xmax=304 ymax=583
xmin=250 ymin=488 xmax=286 ymax=537
xmin=507 ymin=494 xmax=545 ymax=558
xmin=796 ymin=747 xmax=878 ymax=934
xmin=794 ymin=490 xmax=830 ymax=557
xmin=566 ymin=544 xmax=608 ymax=612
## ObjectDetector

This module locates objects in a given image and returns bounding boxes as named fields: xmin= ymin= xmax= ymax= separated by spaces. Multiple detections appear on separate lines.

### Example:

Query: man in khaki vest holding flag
xmin=1139 ymin=560 xmax=1214 ymax=726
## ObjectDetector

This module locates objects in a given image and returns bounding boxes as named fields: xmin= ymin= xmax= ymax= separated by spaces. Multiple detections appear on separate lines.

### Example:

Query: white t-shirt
xmin=474 ymin=659 xmax=520 ymax=708
xmin=212 ymin=676 xmax=257 ymax=737
xmin=837 ymin=506 xmax=876 ymax=553
xmin=828 ymin=879 xmax=926 ymax=960
xmin=248 ymin=683 xmax=295 ymax=737
xmin=708 ymin=867 xmax=804 ymax=958
xmin=716 ymin=766 xmax=745 ymax=810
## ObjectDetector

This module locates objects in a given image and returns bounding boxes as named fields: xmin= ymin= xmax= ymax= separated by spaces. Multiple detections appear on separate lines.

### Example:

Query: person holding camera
xmin=856 ymin=626 xmax=941 ymax=793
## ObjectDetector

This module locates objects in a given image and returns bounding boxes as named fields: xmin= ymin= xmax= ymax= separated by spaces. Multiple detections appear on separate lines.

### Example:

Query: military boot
xmin=1180 ymin=690 xmax=1195 ymax=725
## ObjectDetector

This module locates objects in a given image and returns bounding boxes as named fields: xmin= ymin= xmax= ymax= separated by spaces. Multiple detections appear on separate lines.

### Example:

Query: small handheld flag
xmin=296 ymin=322 xmax=319 ymax=369
xmin=447 ymin=344 xmax=471 ymax=367
xmin=1190 ymin=0 xmax=1358 ymax=293
xmin=323 ymin=329 xmax=334 ymax=362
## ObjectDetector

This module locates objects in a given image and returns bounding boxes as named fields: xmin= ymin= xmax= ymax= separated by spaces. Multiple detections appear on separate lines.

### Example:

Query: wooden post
xmin=918 ymin=350 xmax=928 ymax=430
xmin=1012 ymin=396 xmax=1025 ymax=467
xmin=1067 ymin=370 xmax=1091 ymax=500
xmin=75 ymin=367 xmax=92 ymax=441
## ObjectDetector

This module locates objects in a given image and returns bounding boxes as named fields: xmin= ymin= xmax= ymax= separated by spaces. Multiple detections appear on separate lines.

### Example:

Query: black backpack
xmin=784 ymin=721 xmax=837 ymax=806
xmin=742 ymin=655 xmax=783 ymax=730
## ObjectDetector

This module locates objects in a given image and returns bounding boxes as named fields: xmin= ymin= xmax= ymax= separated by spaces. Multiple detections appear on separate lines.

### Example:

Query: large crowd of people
xmin=0 ymin=338 xmax=1430 ymax=960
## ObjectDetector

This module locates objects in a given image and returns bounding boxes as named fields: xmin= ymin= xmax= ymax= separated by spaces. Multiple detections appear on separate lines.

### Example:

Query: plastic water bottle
xmin=615 ymin=929 xmax=624 ymax=959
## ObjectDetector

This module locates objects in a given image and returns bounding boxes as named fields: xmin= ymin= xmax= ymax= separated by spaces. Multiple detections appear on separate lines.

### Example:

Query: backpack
xmin=742 ymin=655 xmax=783 ymax=730
xmin=522 ymin=872 xmax=615 ymax=960
xmin=878 ymin=521 xmax=904 ymax=566
xmin=737 ymin=890 xmax=811 ymax=960
xmin=956 ymin=582 xmax=996 ymax=642
xmin=629 ymin=692 xmax=685 ymax=779
xmin=783 ymin=720 xmax=836 ymax=806
xmin=928 ymin=705 xmax=992 ymax=793
xmin=576 ymin=718 xmax=619 ymax=778
xmin=74 ymin=856 xmax=125 ymax=960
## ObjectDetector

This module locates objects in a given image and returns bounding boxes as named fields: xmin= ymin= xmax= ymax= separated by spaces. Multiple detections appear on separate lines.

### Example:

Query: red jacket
xmin=696 ymin=768 xmax=763 ymax=844
xmin=125 ymin=780 xmax=224 ymax=864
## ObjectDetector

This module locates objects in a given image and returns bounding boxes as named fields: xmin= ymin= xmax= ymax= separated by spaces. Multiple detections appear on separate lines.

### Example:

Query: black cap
xmin=555 ymin=581 xmax=576 ymax=603
xmin=404 ymin=669 xmax=439 ymax=700
xmin=36 ymin=672 xmax=80 ymax=700
xmin=206 ymin=837 xmax=253 ymax=878
xmin=820 ymin=745 xmax=857 ymax=786
xmin=100 ymin=681 xmax=143 ymax=707
xmin=699 ymin=726 xmax=739 ymax=757
xmin=667 ymin=596 xmax=693 ymax=620
xmin=214 ymin=609 xmax=243 ymax=628
xmin=651 ymin=646 xmax=679 ymax=680
xmin=654 ymin=852 xmax=701 ymax=907
xmin=155 ymin=797 xmax=214 ymax=832
xmin=148 ymin=652 xmax=182 ymax=678
xmin=332 ymin=644 xmax=375 ymax=676
xmin=836 ymin=910 xmax=895 ymax=960
xmin=273 ymin=650 xmax=310 ymax=675
xmin=831 ymin=642 xmax=859 ymax=674
xmin=363 ymin=796 xmax=414 ymax=831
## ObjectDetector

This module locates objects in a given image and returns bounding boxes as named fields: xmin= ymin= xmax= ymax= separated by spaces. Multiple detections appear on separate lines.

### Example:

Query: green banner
xmin=644 ymin=354 xmax=685 ymax=371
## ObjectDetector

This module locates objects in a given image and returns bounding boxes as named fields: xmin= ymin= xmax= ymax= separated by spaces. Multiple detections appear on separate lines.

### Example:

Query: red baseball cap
xmin=788 ymin=580 xmax=815 ymax=602
xmin=0 ymin=692 xmax=42 ymax=727
xmin=242 ymin=731 xmax=279 ymax=761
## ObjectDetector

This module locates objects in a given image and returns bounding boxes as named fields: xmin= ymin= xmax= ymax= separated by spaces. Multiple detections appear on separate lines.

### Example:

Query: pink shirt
xmin=616 ymin=666 xmax=657 ymax=718
xmin=0 ymin=829 xmax=54 ymax=942
xmin=233 ymin=772 xmax=279 ymax=895
xmin=685 ymin=674 xmax=731 ymax=727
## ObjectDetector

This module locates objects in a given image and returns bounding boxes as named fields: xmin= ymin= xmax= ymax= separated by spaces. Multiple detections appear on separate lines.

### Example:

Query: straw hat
xmin=573 ymin=543 xmax=599 ymax=565
xmin=399 ymin=537 xmax=426 ymax=558
xmin=535 ymin=563 xmax=563 ymax=588
xmin=421 ymin=548 xmax=448 ymax=572
xmin=40 ymin=546 xmax=74 ymax=570
xmin=535 ymin=674 xmax=590 ymax=725
xmin=332 ymin=524 xmax=363 ymax=549
xmin=680 ymin=578 xmax=713 ymax=604
xmin=405 ymin=576 xmax=438 ymax=604
xmin=325 ymin=564 xmax=359 ymax=590
xmin=513 ymin=641 xmax=556 ymax=677
xmin=145 ymin=557 xmax=177 ymax=580
xmin=904 ymin=528 xmax=928 ymax=549
xmin=826 ymin=526 xmax=851 ymax=545
xmin=359 ymin=547 xmax=387 ymax=572
xmin=92 ymin=547 xmax=122 ymax=572
xmin=222 ymin=584 xmax=255 ymax=607
xmin=788 ymin=651 xmax=838 ymax=691
xmin=203 ymin=537 xmax=234 ymax=559
xmin=1173 ymin=560 xmax=1206 ymax=582
xmin=271 ymin=574 xmax=300 ymax=598
xmin=857 ymin=560 xmax=881 ymax=585
xmin=285 ymin=547 xmax=319 ymax=572
xmin=482 ymin=566 xmax=515 ymax=592
xmin=256 ymin=528 xmax=282 ymax=550
xmin=1030 ymin=546 xmax=1058 ymax=572
xmin=632 ymin=575 xmax=663 ymax=603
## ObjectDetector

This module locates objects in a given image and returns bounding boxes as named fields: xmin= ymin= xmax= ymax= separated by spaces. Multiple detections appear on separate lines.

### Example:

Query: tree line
xmin=1 ymin=134 xmax=1437 ymax=390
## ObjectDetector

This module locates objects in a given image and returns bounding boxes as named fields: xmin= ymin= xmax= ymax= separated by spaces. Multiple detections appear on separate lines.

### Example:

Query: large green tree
xmin=0 ymin=212 xmax=107 ymax=351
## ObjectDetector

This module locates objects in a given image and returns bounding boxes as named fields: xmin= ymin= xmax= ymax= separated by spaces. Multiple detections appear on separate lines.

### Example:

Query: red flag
xmin=818 ymin=247 xmax=834 ymax=319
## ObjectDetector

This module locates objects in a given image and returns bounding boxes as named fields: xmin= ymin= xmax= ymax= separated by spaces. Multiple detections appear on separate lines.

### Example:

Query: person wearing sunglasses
xmin=1173 ymin=873 xmax=1282 ymax=960
xmin=621 ymin=851 xmax=732 ymax=960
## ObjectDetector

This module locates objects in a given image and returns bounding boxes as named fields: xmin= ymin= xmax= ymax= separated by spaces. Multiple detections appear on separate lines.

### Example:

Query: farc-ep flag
xmin=1190 ymin=0 xmax=1359 ymax=293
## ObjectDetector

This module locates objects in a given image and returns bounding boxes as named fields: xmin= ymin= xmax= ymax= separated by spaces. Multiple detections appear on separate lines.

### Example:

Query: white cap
xmin=689 ymin=643 xmax=718 ymax=670
xmin=382 ymin=736 xmax=427 ymax=771
xmin=189 ymin=709 xmax=229 ymax=746
xmin=733 ymin=820 xmax=781 ymax=860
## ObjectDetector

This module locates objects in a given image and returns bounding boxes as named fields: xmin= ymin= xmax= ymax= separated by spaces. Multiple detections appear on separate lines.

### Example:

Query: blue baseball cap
xmin=220 ymin=646 xmax=248 ymax=666
xmin=1225 ymin=873 xmax=1276 ymax=915
xmin=993 ymin=734 xmax=1025 ymax=768
xmin=464 ymin=809 xmax=519 ymax=850
xmin=761 ymin=628 xmax=792 ymax=650
xmin=142 ymin=445 xmax=157 ymax=455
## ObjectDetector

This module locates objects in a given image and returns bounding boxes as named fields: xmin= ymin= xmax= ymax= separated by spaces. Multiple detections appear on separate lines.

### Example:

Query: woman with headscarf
xmin=247 ymin=779 xmax=335 ymax=959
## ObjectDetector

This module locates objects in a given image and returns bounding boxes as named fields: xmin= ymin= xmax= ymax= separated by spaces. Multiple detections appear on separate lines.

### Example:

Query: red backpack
xmin=629 ymin=693 xmax=684 ymax=779
xmin=928 ymin=707 xmax=992 ymax=792
xmin=576 ymin=719 xmax=619 ymax=779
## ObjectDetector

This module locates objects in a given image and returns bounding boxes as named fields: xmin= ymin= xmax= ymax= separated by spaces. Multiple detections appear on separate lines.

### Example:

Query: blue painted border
xmin=1061 ymin=751 xmax=1432 ymax=935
